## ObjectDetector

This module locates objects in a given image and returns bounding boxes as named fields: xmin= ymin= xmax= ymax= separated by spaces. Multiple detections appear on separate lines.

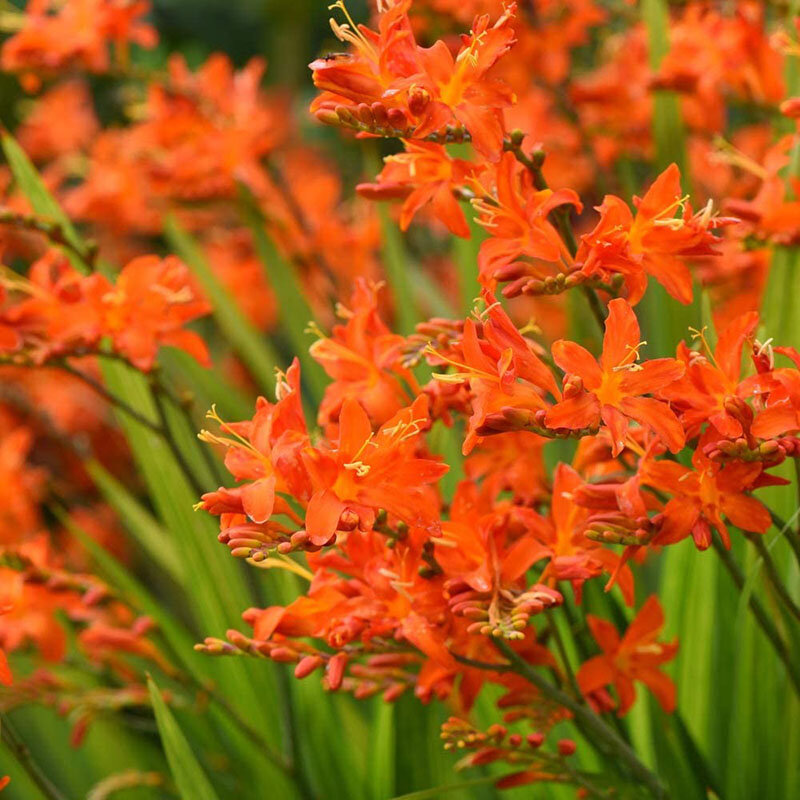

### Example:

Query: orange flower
xmin=546 ymin=298 xmax=685 ymax=456
xmin=435 ymin=481 xmax=563 ymax=637
xmin=0 ymin=423 xmax=45 ymax=546
xmin=577 ymin=164 xmax=728 ymax=304
xmin=662 ymin=312 xmax=760 ymax=438
xmin=1 ymin=0 xmax=156 ymax=79
xmin=357 ymin=142 xmax=479 ymax=237
xmin=310 ymin=2 xmax=518 ymax=159
xmin=475 ymin=152 xmax=581 ymax=287
xmin=408 ymin=4 xmax=518 ymax=158
xmin=198 ymin=358 xmax=310 ymax=531
xmin=4 ymin=251 xmax=210 ymax=370
xmin=17 ymin=80 xmax=99 ymax=163
xmin=642 ymin=441 xmax=770 ymax=550
xmin=310 ymin=279 xmax=419 ymax=427
xmin=303 ymin=396 xmax=447 ymax=545
xmin=752 ymin=368 xmax=800 ymax=440
xmin=431 ymin=293 xmax=560 ymax=454
xmin=577 ymin=596 xmax=678 ymax=715
xmin=530 ymin=463 xmax=634 ymax=605
xmin=99 ymin=255 xmax=211 ymax=371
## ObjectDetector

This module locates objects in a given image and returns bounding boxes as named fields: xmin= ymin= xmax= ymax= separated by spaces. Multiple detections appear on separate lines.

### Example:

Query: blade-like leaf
xmin=165 ymin=215 xmax=280 ymax=396
xmin=1 ymin=133 xmax=89 ymax=273
xmin=238 ymin=185 xmax=327 ymax=401
xmin=389 ymin=776 xmax=498 ymax=800
xmin=85 ymin=458 xmax=184 ymax=585
xmin=147 ymin=676 xmax=221 ymax=800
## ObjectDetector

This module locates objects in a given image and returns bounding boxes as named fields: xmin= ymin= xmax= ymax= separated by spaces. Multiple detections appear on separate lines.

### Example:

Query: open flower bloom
xmin=529 ymin=463 xmax=635 ymax=605
xmin=577 ymin=164 xmax=729 ymax=304
xmin=751 ymin=357 xmax=800 ymax=440
xmin=310 ymin=1 xmax=518 ymax=158
xmin=357 ymin=142 xmax=480 ymax=237
xmin=435 ymin=481 xmax=562 ymax=638
xmin=1 ymin=0 xmax=157 ymax=79
xmin=431 ymin=293 xmax=560 ymax=454
xmin=4 ymin=251 xmax=210 ymax=370
xmin=642 ymin=441 xmax=771 ymax=550
xmin=304 ymin=395 xmax=448 ymax=544
xmin=310 ymin=279 xmax=419 ymax=427
xmin=662 ymin=312 xmax=760 ymax=438
xmin=577 ymin=595 xmax=678 ymax=715
xmin=198 ymin=358 xmax=311 ymax=530
xmin=546 ymin=298 xmax=685 ymax=456
xmin=475 ymin=152 xmax=582 ymax=287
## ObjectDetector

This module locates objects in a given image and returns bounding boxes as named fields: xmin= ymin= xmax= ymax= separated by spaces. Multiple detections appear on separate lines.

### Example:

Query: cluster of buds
xmin=0 ymin=550 xmax=110 ymax=607
xmin=703 ymin=436 xmax=800 ymax=465
xmin=315 ymin=103 xmax=470 ymax=145
xmin=0 ymin=671 xmax=156 ymax=747
xmin=196 ymin=628 xmax=420 ymax=700
xmin=196 ymin=629 xmax=352 ymax=690
xmin=217 ymin=525 xmax=329 ymax=559
xmin=501 ymin=269 xmax=627 ymax=300
xmin=584 ymin=512 xmax=658 ymax=547
xmin=445 ymin=579 xmax=562 ymax=639
xmin=475 ymin=406 xmax=599 ymax=440
xmin=441 ymin=717 xmax=578 ymax=788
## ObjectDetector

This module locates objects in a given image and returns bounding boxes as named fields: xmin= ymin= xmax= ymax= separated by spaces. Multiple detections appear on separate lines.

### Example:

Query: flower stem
xmin=1 ymin=712 xmax=69 ymax=800
xmin=492 ymin=638 xmax=668 ymax=799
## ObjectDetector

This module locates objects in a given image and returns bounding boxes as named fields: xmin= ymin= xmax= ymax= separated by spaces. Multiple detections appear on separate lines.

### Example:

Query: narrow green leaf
xmin=160 ymin=346 xmax=253 ymax=421
xmin=452 ymin=215 xmax=485 ymax=313
xmin=369 ymin=701 xmax=396 ymax=800
xmin=238 ymin=185 xmax=327 ymax=401
xmin=641 ymin=0 xmax=687 ymax=175
xmin=377 ymin=203 xmax=418 ymax=336
xmin=1 ymin=131 xmax=92 ymax=275
xmin=85 ymin=458 xmax=184 ymax=584
xmin=147 ymin=676 xmax=221 ymax=800
xmin=389 ymin=776 xmax=498 ymax=800
xmin=165 ymin=215 xmax=280 ymax=396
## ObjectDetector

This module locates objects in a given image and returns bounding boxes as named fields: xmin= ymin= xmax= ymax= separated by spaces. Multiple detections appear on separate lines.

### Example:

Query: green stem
xmin=504 ymin=137 xmax=606 ymax=332
xmin=492 ymin=639 xmax=667 ymax=799
xmin=1 ymin=712 xmax=69 ymax=800
xmin=546 ymin=611 xmax=582 ymax=701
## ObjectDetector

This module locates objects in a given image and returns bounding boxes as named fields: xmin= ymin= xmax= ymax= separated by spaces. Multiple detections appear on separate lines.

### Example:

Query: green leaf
xmin=1 ymin=132 xmax=89 ymax=273
xmin=452 ymin=215 xmax=485 ymax=314
xmin=377 ymin=202 xmax=418 ymax=336
xmin=85 ymin=458 xmax=184 ymax=585
xmin=641 ymin=0 xmax=687 ymax=175
xmin=147 ymin=676 xmax=221 ymax=800
xmin=389 ymin=776 xmax=498 ymax=800
xmin=237 ymin=185 xmax=327 ymax=402
xmin=369 ymin=700 xmax=396 ymax=800
xmin=165 ymin=215 xmax=280 ymax=396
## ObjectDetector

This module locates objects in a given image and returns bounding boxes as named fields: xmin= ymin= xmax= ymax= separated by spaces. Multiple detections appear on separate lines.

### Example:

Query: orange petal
xmin=551 ymin=340 xmax=602 ymax=389
xmin=620 ymin=396 xmax=685 ymax=453
xmin=601 ymin=299 xmax=640 ymax=372
xmin=545 ymin=393 xmax=600 ymax=430
xmin=305 ymin=489 xmax=345 ymax=545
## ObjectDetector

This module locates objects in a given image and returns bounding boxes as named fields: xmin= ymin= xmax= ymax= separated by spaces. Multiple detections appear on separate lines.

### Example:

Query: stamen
xmin=612 ymin=341 xmax=647 ymax=372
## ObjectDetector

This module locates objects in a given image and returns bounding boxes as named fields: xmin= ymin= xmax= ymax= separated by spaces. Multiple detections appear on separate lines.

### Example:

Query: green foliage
xmin=148 ymin=677 xmax=221 ymax=800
